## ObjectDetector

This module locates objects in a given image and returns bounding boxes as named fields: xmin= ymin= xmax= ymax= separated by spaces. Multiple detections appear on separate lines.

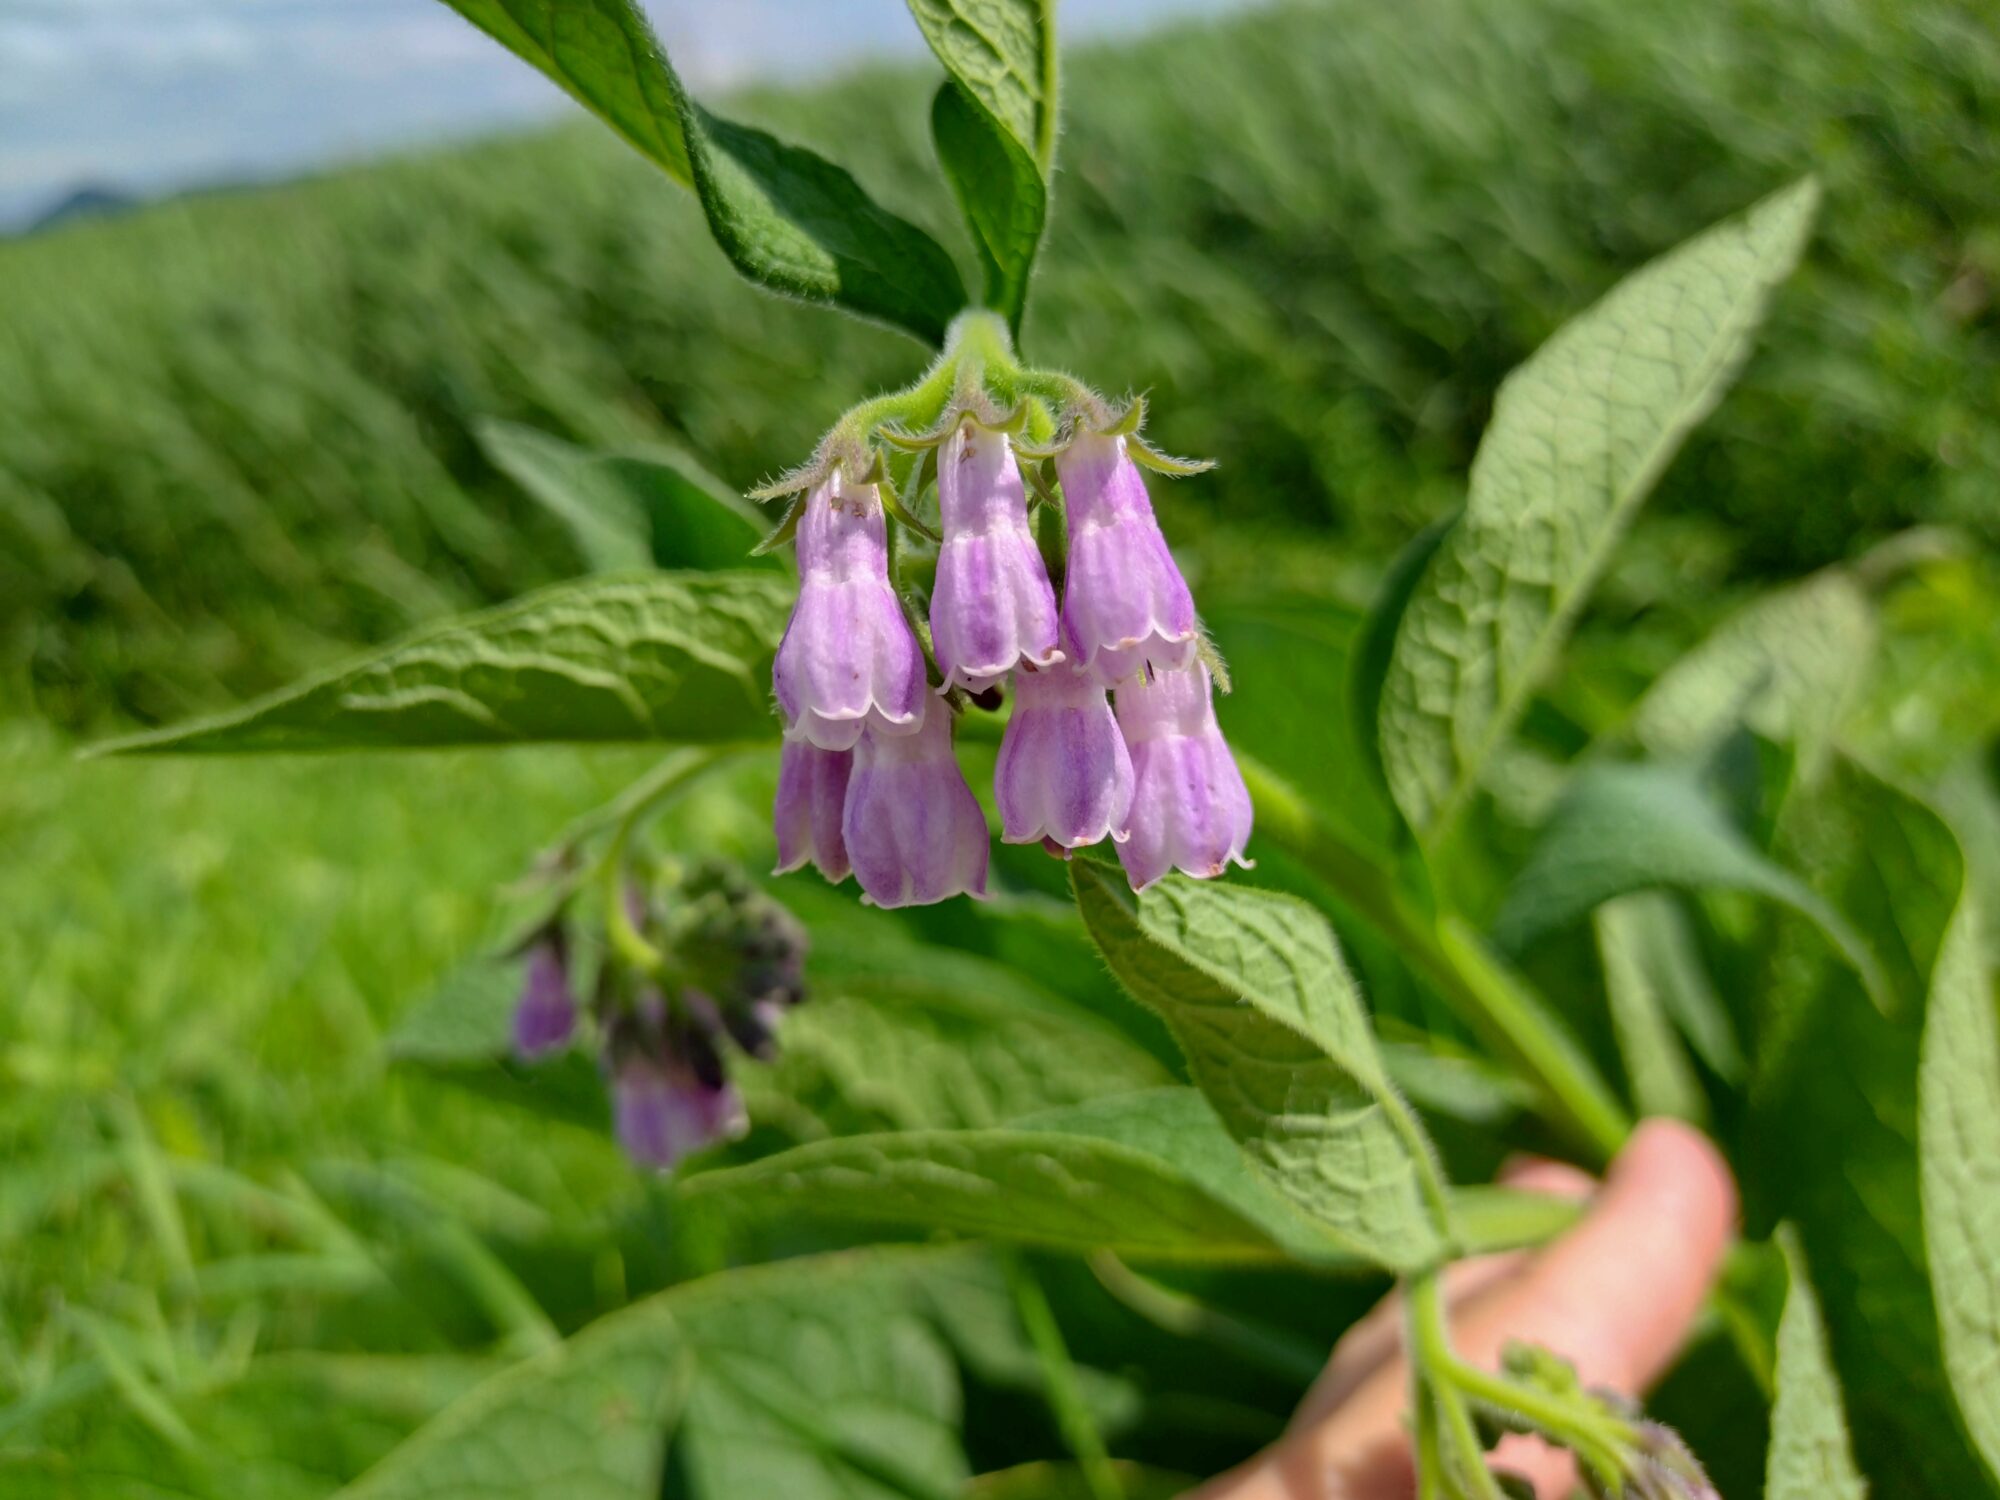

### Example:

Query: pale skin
xmin=1191 ymin=1119 xmax=1739 ymax=1500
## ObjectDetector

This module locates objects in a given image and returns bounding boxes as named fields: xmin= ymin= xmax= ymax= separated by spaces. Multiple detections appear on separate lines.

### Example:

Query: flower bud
xmin=1056 ymin=431 xmax=1197 ymax=686
xmin=994 ymin=660 xmax=1134 ymax=849
xmin=1114 ymin=662 xmax=1253 ymax=890
xmin=610 ymin=1052 xmax=746 ymax=1171
xmin=511 ymin=935 xmax=576 ymax=1060
xmin=605 ymin=999 xmax=746 ymax=1171
xmin=930 ymin=421 xmax=1062 ymax=692
xmin=772 ymin=738 xmax=853 ymax=882
xmin=773 ymin=472 xmax=926 ymax=750
xmin=842 ymin=697 xmax=990 ymax=907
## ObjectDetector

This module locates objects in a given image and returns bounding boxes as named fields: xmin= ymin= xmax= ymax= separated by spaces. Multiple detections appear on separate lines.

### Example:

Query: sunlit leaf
xmin=437 ymin=0 xmax=966 ymax=342
xmin=1071 ymin=867 xmax=1447 ymax=1273
xmin=1918 ymin=900 xmax=2000 ymax=1485
xmin=1379 ymin=180 xmax=1818 ymax=842
xmin=92 ymin=571 xmax=790 ymax=754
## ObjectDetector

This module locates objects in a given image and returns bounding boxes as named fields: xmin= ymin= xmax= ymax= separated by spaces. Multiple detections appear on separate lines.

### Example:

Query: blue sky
xmin=0 ymin=0 xmax=1242 ymax=228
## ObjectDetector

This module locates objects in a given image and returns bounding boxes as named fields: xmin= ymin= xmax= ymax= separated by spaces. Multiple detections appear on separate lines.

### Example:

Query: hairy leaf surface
xmin=1918 ymin=901 xmax=2000 ymax=1484
xmin=94 ymin=571 xmax=790 ymax=754
xmin=1071 ymin=866 xmax=1446 ymax=1273
xmin=1767 ymin=1226 xmax=1867 ymax=1500
xmin=437 ymin=0 xmax=966 ymax=342
xmin=1379 ymin=180 xmax=1818 ymax=840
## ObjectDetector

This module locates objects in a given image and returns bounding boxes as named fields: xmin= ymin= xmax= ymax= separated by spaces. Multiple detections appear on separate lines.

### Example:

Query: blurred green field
xmin=6 ymin=0 xmax=1996 ymax=731
xmin=5 ymin=0 xmax=2000 ymax=1494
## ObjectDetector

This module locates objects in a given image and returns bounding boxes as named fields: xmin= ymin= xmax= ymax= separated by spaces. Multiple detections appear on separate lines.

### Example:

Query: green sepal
xmin=751 ymin=492 xmax=808 ymax=556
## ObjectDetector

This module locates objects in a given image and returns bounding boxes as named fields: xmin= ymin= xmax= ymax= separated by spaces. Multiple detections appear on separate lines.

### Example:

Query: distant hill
xmin=25 ymin=184 xmax=137 ymax=234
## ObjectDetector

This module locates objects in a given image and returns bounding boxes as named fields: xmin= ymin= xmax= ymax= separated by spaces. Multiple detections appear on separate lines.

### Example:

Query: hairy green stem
xmin=1240 ymin=757 xmax=1631 ymax=1163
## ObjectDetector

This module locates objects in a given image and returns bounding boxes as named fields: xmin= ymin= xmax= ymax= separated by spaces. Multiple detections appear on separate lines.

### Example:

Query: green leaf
xmin=1633 ymin=564 xmax=1875 ymax=774
xmin=690 ymin=1088 xmax=1368 ymax=1267
xmin=908 ymin=1 xmax=1054 ymax=332
xmin=1378 ymin=179 xmax=1819 ymax=842
xmin=340 ymin=1249 xmax=982 ymax=1500
xmin=339 ymin=1300 xmax=690 ymax=1500
xmin=91 ymin=570 xmax=790 ymax=754
xmin=753 ymin=972 xmax=1174 ymax=1138
xmin=1070 ymin=866 xmax=1447 ymax=1273
xmin=476 ymin=420 xmax=773 ymax=575
xmin=1767 ymin=1226 xmax=1867 ymax=1500
xmin=436 ymin=0 xmax=966 ymax=343
xmin=1748 ymin=760 xmax=1986 ymax=1496
xmin=1349 ymin=508 xmax=1456 ymax=807
xmin=967 ymin=1461 xmax=1193 ymax=1500
xmin=931 ymin=84 xmax=1047 ymax=336
xmin=1918 ymin=900 xmax=2000 ymax=1485
xmin=690 ymin=1087 xmax=1571 ymax=1269
xmin=906 ymin=0 xmax=1056 ymax=166
xmin=1493 ymin=761 xmax=1884 ymax=1008
xmin=1593 ymin=895 xmax=1708 ymax=1124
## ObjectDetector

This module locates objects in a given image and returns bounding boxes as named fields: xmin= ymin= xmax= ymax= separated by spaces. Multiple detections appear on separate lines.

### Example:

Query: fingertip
xmin=1497 ymin=1155 xmax=1598 ymax=1201
xmin=1605 ymin=1117 xmax=1739 ymax=1247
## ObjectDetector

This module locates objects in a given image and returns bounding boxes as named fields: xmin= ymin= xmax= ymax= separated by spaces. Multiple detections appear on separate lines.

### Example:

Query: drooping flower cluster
xmin=769 ymin=411 xmax=1251 ymax=904
xmin=509 ymin=860 xmax=808 ymax=1171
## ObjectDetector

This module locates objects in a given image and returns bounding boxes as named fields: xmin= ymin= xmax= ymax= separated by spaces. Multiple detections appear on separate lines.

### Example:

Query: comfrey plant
xmin=764 ymin=313 xmax=1250 ymax=907
xmin=94 ymin=5 xmax=1998 ymax=1500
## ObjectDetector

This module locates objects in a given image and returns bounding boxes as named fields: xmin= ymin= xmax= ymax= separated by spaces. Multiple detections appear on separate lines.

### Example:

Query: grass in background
xmin=3 ymin=0 xmax=1996 ymax=731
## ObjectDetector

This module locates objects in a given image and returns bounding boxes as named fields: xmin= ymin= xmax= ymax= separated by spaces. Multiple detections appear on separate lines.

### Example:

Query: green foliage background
xmin=3 ymin=0 xmax=1998 ymax=1497
xmin=6 ymin=0 xmax=1997 ymax=731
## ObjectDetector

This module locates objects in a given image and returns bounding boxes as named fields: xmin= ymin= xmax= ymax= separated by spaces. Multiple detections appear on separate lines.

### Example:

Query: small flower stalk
xmin=760 ymin=312 xmax=1251 ymax=904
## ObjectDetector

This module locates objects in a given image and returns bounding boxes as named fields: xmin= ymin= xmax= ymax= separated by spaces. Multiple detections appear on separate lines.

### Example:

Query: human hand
xmin=1190 ymin=1119 xmax=1738 ymax=1500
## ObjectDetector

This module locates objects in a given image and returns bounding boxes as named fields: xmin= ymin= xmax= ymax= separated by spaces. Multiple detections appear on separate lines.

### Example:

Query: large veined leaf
xmin=339 ymin=1302 xmax=690 ymax=1500
xmin=339 ymin=1248 xmax=985 ymax=1500
xmin=1071 ymin=866 xmax=1448 ymax=1274
xmin=1493 ymin=760 xmax=1884 ymax=1008
xmin=1747 ymin=761 xmax=1987 ymax=1496
xmin=1918 ymin=901 xmax=2000 ymax=1484
xmin=1766 ymin=1226 xmax=1867 ymax=1500
xmin=476 ymin=420 xmax=774 ymax=576
xmin=92 ymin=571 xmax=790 ymax=754
xmin=689 ymin=1087 xmax=1574 ymax=1268
xmin=436 ymin=0 xmax=966 ymax=343
xmin=1378 ymin=180 xmax=1818 ymax=842
xmin=909 ymin=0 xmax=1055 ymax=333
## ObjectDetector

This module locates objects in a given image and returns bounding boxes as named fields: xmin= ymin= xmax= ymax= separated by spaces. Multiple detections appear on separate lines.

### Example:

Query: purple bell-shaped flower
xmin=1113 ymin=661 xmax=1253 ymax=890
xmin=511 ymin=934 xmax=576 ymax=1060
xmin=607 ymin=998 xmax=747 ymax=1172
xmin=994 ymin=660 xmax=1134 ymax=849
xmin=1056 ymin=431 xmax=1197 ymax=686
xmin=842 ymin=697 xmax=990 ymax=908
xmin=773 ymin=471 xmax=926 ymax=750
xmin=930 ymin=420 xmax=1062 ymax=693
xmin=772 ymin=738 xmax=853 ymax=882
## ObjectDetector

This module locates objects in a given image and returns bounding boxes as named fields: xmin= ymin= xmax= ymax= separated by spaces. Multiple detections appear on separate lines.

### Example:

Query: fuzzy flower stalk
xmin=760 ymin=315 xmax=1252 ymax=905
